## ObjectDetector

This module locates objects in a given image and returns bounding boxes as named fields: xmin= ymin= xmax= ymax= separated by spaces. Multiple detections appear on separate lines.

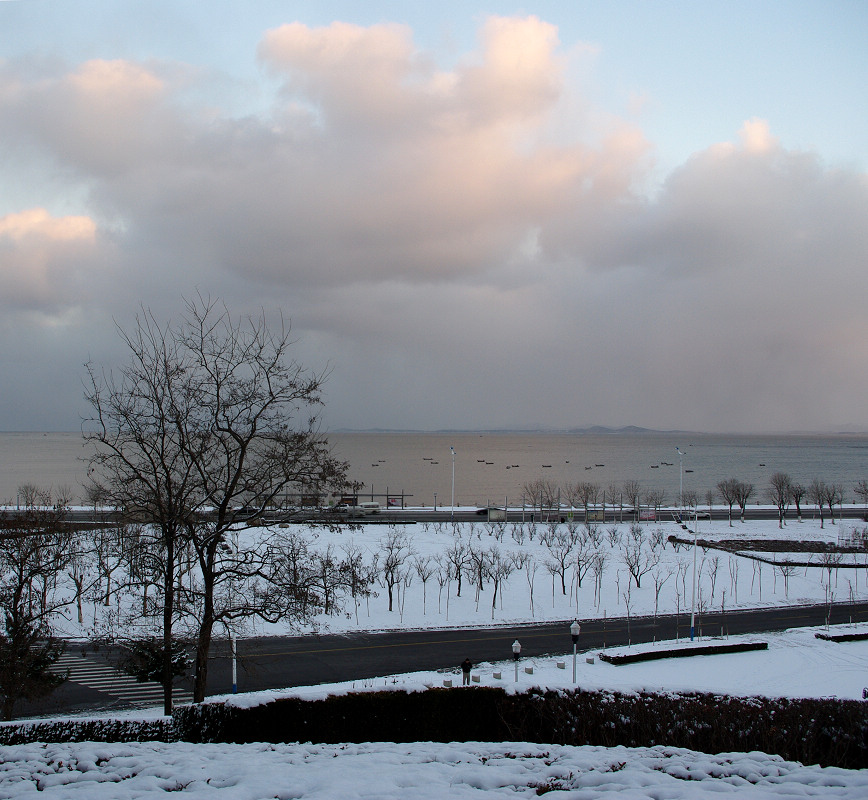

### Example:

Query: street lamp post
xmin=570 ymin=621 xmax=581 ymax=683
xmin=433 ymin=492 xmax=437 ymax=512
xmin=676 ymin=446 xmax=697 ymax=641
xmin=231 ymin=630 xmax=237 ymax=694
xmin=450 ymin=446 xmax=456 ymax=521
xmin=690 ymin=520 xmax=698 ymax=641
xmin=512 ymin=639 xmax=521 ymax=682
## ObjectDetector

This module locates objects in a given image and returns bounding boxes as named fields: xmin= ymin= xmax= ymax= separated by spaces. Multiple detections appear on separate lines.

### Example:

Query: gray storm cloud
xmin=0 ymin=17 xmax=865 ymax=432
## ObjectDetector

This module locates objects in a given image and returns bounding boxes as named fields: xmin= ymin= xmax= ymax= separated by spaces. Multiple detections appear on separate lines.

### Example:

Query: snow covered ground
xmin=3 ymin=739 xmax=866 ymax=798
xmin=3 ymin=515 xmax=867 ymax=797
xmin=52 ymin=513 xmax=868 ymax=644
xmin=4 ymin=624 xmax=867 ymax=798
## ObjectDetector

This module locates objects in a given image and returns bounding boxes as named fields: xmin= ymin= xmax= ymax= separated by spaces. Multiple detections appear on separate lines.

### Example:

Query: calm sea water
xmin=1 ymin=430 xmax=867 ymax=507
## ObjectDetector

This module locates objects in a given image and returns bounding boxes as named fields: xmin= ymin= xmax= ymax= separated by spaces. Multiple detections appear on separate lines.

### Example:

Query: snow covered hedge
xmin=173 ymin=687 xmax=868 ymax=769
xmin=0 ymin=718 xmax=174 ymax=746
xmin=598 ymin=640 xmax=768 ymax=665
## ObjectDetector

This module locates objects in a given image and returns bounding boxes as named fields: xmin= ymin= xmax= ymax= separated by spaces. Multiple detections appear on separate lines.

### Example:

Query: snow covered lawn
xmin=2 ymin=740 xmax=865 ymax=798
xmin=3 ymin=518 xmax=868 ymax=797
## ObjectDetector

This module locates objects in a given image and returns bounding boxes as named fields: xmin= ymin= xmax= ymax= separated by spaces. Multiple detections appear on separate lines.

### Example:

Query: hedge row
xmin=598 ymin=640 xmax=768 ymax=665
xmin=173 ymin=687 xmax=868 ymax=769
xmin=815 ymin=631 xmax=868 ymax=643
xmin=0 ymin=717 xmax=174 ymax=746
xmin=4 ymin=688 xmax=865 ymax=769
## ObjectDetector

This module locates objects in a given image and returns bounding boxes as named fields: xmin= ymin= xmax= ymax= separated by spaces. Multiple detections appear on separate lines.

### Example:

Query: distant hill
xmin=332 ymin=425 xmax=694 ymax=435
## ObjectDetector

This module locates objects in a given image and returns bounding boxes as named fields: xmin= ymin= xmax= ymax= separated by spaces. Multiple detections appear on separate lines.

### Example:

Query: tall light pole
xmin=450 ymin=446 xmax=456 ymax=521
xmin=512 ymin=639 xmax=521 ymax=682
xmin=570 ymin=621 xmax=581 ymax=684
xmin=690 ymin=520 xmax=698 ymax=641
xmin=231 ymin=630 xmax=237 ymax=694
xmin=676 ymin=446 xmax=697 ymax=641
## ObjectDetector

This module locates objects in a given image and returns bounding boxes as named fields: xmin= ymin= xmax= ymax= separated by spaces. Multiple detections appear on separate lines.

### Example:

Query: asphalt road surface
xmin=201 ymin=600 xmax=868 ymax=697
xmin=18 ymin=600 xmax=868 ymax=718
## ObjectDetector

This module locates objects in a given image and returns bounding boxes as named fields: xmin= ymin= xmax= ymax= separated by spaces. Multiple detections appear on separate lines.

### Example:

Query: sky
xmin=1 ymin=1 xmax=866 ymax=434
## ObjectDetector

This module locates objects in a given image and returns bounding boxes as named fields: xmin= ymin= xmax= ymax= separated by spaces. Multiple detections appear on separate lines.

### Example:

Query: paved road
xmin=18 ymin=600 xmax=868 ymax=717
xmin=201 ymin=600 xmax=868 ymax=698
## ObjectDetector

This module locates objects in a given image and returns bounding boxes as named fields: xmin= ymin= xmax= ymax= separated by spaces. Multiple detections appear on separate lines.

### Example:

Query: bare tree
xmin=524 ymin=555 xmax=539 ymax=614
xmin=682 ymin=490 xmax=699 ymax=512
xmin=622 ymin=480 xmax=641 ymax=519
xmin=717 ymin=479 xmax=738 ymax=527
xmin=643 ymin=488 xmax=666 ymax=516
xmin=521 ymin=479 xmax=559 ymax=520
xmin=776 ymin=562 xmax=797 ymax=598
xmin=767 ymin=472 xmax=792 ymax=529
xmin=705 ymin=555 xmax=721 ymax=602
xmin=545 ymin=528 xmax=575 ymax=595
xmin=83 ymin=309 xmax=199 ymax=714
xmin=487 ymin=547 xmax=514 ymax=619
xmin=341 ymin=542 xmax=373 ymax=625
xmin=521 ymin=480 xmax=546 ymax=517
xmin=704 ymin=489 xmax=715 ymax=516
xmin=789 ymin=482 xmax=806 ymax=522
xmin=622 ymin=532 xmax=660 ymax=588
xmin=728 ymin=557 xmax=740 ymax=604
xmin=378 ymin=529 xmax=412 ymax=612
xmin=412 ymin=555 xmax=435 ymax=616
xmin=467 ymin=545 xmax=491 ymax=607
xmin=732 ymin=480 xmax=754 ymax=523
xmin=651 ymin=565 xmax=674 ymax=626
xmin=855 ymin=479 xmax=868 ymax=519
xmin=605 ymin=483 xmax=621 ymax=522
xmin=825 ymin=483 xmax=844 ymax=525
xmin=84 ymin=296 xmax=350 ymax=707
xmin=591 ymin=548 xmax=608 ymax=608
xmin=809 ymin=479 xmax=828 ymax=529
xmin=444 ymin=539 xmax=469 ymax=598
xmin=570 ymin=482 xmax=601 ymax=522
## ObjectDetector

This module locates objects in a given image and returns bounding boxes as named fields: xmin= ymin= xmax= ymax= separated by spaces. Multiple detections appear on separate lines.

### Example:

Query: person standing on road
xmin=461 ymin=658 xmax=472 ymax=686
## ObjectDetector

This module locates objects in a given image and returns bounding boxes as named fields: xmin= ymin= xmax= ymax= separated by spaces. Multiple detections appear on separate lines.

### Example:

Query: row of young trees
xmin=765 ymin=474 xmax=868 ymax=529
xmin=521 ymin=479 xmax=666 ymax=519
xmin=520 ymin=474 xmax=867 ymax=528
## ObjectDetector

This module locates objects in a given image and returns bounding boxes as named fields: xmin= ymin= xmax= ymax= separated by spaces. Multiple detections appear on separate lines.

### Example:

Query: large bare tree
xmin=84 ymin=296 xmax=350 ymax=707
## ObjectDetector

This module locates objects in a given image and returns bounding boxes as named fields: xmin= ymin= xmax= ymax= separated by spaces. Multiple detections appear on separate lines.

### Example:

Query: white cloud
xmin=0 ymin=208 xmax=98 ymax=314
xmin=0 ymin=16 xmax=865 ymax=432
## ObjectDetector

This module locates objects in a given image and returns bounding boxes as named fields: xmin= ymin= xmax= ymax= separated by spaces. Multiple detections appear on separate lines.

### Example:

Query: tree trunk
xmin=162 ymin=531 xmax=176 ymax=716
xmin=193 ymin=557 xmax=216 ymax=703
